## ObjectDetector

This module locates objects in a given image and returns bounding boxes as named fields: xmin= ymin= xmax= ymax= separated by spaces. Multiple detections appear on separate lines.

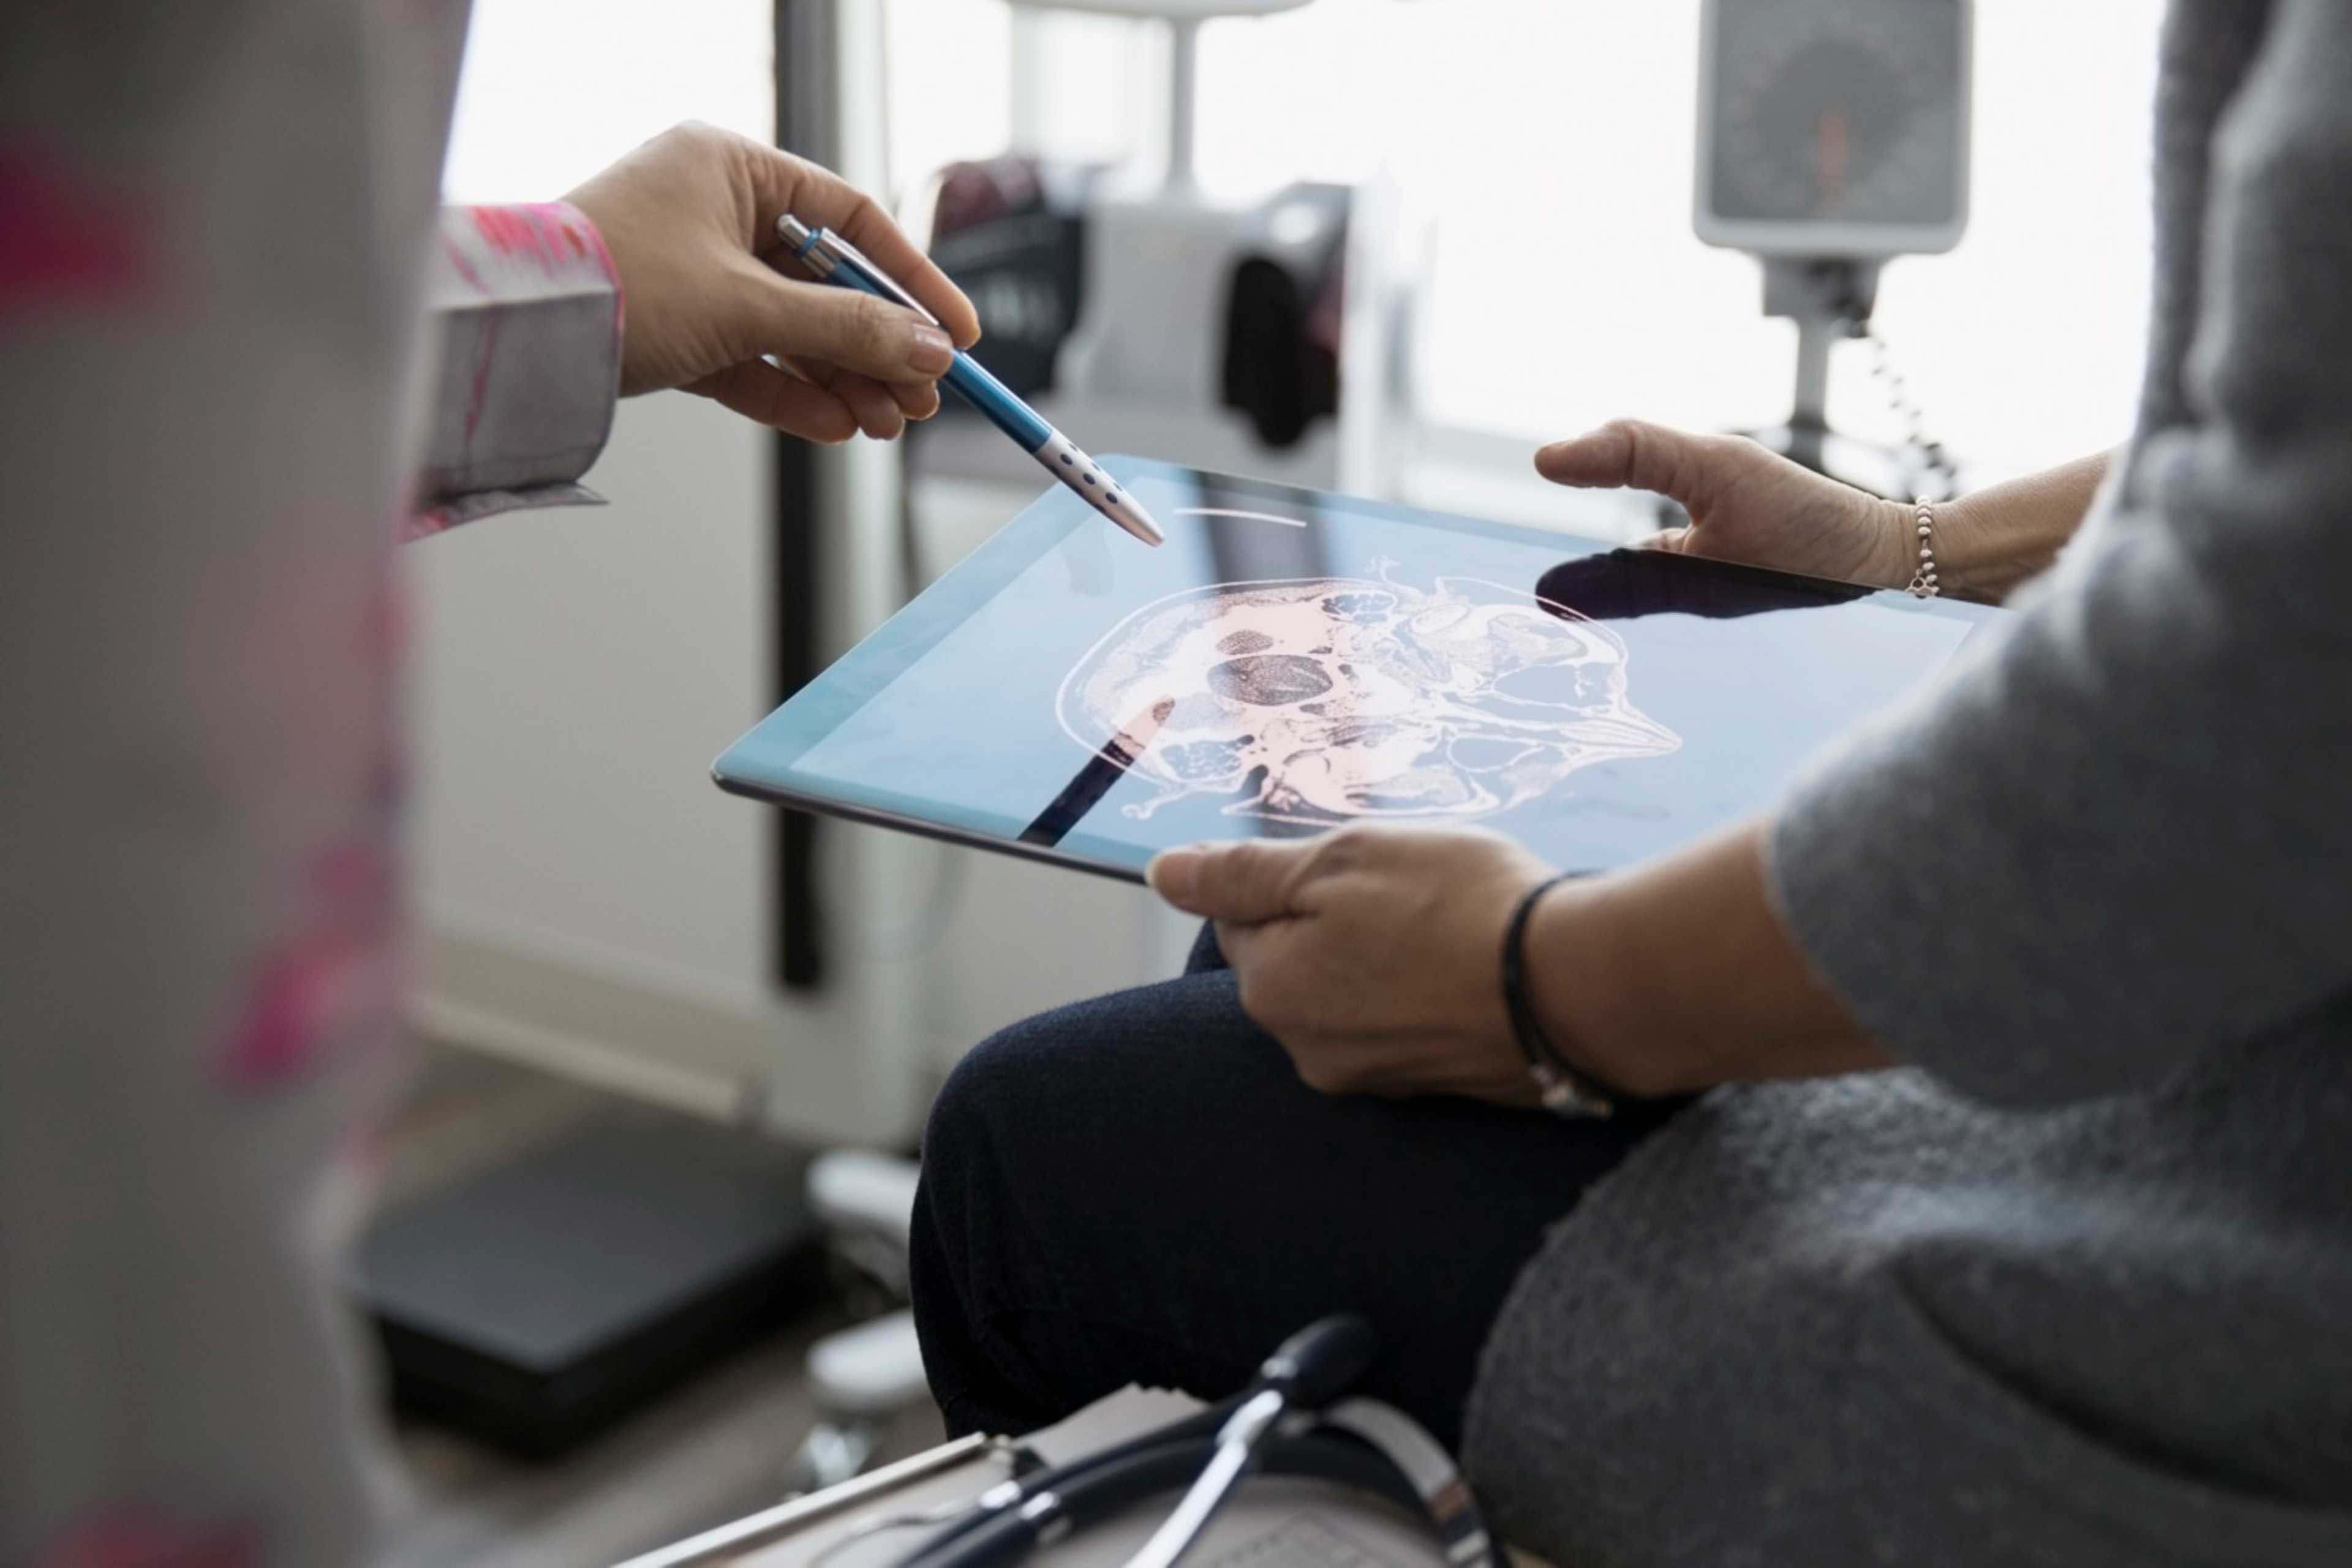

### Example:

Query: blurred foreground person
xmin=1 ymin=9 xmax=974 ymax=1561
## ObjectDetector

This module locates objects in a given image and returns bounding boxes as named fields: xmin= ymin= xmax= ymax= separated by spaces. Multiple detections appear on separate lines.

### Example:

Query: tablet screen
xmin=715 ymin=459 xmax=1997 ymax=881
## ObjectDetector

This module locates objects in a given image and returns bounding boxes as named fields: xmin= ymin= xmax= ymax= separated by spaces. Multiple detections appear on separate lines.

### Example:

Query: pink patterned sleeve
xmin=409 ymin=202 xmax=624 ymax=536
xmin=4 ymin=1 xmax=481 ymax=1558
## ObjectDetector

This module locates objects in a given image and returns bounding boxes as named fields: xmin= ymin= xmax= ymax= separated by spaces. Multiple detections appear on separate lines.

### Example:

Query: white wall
xmin=411 ymin=396 xmax=771 ymax=1006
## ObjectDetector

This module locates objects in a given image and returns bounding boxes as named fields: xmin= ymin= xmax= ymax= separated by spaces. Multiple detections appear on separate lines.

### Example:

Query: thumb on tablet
xmin=1535 ymin=419 xmax=1732 ymax=511
xmin=1148 ymin=840 xmax=1305 ymax=922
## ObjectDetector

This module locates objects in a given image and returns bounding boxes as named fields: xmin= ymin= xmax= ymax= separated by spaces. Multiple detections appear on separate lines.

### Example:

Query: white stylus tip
xmin=1106 ymin=492 xmax=1165 ymax=547
xmin=1036 ymin=434 xmax=1162 ymax=545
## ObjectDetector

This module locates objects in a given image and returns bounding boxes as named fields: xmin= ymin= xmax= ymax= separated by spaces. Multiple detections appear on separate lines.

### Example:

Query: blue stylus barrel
xmin=940 ymin=353 xmax=1055 ymax=452
xmin=809 ymin=241 xmax=1056 ymax=453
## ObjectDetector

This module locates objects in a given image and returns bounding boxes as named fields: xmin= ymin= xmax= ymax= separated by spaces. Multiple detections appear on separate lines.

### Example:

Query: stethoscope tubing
xmin=895 ymin=1432 xmax=1426 ymax=1568
xmin=887 ymin=1317 xmax=1494 ymax=1568
xmin=892 ymin=1399 xmax=1243 ymax=1568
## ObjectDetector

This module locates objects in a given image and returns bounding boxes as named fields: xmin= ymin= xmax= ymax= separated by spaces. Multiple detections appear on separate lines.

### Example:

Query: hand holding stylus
xmin=566 ymin=123 xmax=979 ymax=442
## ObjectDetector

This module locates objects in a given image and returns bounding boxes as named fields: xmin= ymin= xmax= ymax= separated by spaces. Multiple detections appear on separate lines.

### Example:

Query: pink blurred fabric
xmin=0 ymin=4 xmax=619 ymax=1559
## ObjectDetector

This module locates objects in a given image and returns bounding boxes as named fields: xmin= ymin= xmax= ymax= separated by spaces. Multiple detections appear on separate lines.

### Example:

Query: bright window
xmin=445 ymin=0 xmax=2168 ymax=490
xmin=442 ymin=0 xmax=774 ymax=203
xmin=881 ymin=0 xmax=2165 ymax=486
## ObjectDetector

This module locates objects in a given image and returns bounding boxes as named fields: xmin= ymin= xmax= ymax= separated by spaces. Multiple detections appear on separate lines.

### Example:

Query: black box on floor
xmin=353 ymin=1115 xmax=825 ymax=1458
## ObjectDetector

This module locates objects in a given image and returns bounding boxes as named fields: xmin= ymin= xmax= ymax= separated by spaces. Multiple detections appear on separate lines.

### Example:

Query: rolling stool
xmin=788 ymin=1150 xmax=933 ymax=1491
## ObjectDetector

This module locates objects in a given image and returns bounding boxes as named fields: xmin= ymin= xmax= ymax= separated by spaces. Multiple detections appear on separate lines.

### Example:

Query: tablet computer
xmin=714 ymin=458 xmax=1999 ymax=884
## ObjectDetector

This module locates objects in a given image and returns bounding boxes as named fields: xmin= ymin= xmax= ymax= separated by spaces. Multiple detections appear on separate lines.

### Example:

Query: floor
xmin=372 ymin=1047 xmax=944 ymax=1568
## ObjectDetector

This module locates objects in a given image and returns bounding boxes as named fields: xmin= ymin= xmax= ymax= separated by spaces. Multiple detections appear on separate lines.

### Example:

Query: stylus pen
xmin=775 ymin=214 xmax=1164 ymax=548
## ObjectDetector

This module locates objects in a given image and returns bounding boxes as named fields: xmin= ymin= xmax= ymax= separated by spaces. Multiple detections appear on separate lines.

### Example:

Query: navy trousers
xmin=908 ymin=927 xmax=1674 ymax=1450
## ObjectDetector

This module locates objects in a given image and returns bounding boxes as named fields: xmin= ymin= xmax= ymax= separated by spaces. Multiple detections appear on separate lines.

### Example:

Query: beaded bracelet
xmin=1907 ymin=500 xmax=1940 ymax=598
xmin=1500 ymin=874 xmax=1623 ymax=1119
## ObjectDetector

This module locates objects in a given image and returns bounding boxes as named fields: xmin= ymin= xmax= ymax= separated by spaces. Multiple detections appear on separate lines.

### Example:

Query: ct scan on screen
xmin=714 ymin=459 xmax=1999 ymax=882
xmin=1055 ymin=569 xmax=1681 ymax=827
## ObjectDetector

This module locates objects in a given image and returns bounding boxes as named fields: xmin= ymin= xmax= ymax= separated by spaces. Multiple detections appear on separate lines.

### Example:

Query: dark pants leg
xmin=910 ymin=927 xmax=1669 ymax=1449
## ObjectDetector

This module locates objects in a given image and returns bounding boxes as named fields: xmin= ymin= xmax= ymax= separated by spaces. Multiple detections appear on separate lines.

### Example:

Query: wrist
xmin=1518 ymin=875 xmax=1668 ymax=1097
xmin=1500 ymin=874 xmax=1627 ymax=1115
xmin=1864 ymin=496 xmax=1927 ymax=590
xmin=1918 ymin=492 xmax=2001 ymax=600
xmin=1864 ymin=494 xmax=2007 ymax=600
xmin=1521 ymin=822 xmax=1893 ymax=1096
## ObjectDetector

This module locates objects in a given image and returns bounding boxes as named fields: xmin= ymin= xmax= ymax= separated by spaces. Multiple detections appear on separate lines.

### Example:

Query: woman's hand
xmin=1148 ymin=826 xmax=1552 ymax=1104
xmin=1537 ymin=419 xmax=1924 ymax=590
xmin=1150 ymin=820 xmax=1893 ymax=1106
xmin=565 ymin=123 xmax=981 ymax=444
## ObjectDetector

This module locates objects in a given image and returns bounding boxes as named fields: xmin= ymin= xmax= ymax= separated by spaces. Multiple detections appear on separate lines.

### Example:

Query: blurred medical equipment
xmin=1697 ymin=0 xmax=1973 ymax=500
xmin=905 ymin=0 xmax=1412 ymax=498
xmin=353 ymin=1117 xmax=826 ymax=1457
xmin=790 ymin=1150 xmax=932 ymax=1491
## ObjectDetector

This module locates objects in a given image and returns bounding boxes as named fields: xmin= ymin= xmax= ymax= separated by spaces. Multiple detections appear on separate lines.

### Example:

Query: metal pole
xmin=1166 ymin=16 xmax=1200 ymax=195
xmin=772 ymin=0 xmax=837 ymax=990
xmin=1791 ymin=314 xmax=1833 ymax=427
xmin=1782 ymin=314 xmax=1831 ymax=475
xmin=1762 ymin=257 xmax=1877 ymax=477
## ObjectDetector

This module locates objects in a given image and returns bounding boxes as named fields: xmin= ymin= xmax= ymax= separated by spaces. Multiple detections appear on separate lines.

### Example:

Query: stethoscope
xmin=883 ymin=1317 xmax=1501 ymax=1568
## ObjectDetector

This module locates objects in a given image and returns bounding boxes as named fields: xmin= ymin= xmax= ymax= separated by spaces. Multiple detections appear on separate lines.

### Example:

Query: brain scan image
xmin=1055 ymin=559 xmax=1683 ymax=826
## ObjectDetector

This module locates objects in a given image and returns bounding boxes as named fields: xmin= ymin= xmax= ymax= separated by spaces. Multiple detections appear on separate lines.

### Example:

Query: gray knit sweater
xmin=1463 ymin=4 xmax=2352 ymax=1563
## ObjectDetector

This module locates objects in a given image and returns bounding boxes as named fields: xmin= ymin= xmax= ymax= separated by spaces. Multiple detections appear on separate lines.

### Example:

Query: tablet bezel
xmin=712 ymin=456 xmax=1999 ymax=885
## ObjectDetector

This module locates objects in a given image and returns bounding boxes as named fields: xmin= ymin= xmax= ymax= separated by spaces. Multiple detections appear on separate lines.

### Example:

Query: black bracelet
xmin=1500 ymin=873 xmax=1624 ymax=1119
